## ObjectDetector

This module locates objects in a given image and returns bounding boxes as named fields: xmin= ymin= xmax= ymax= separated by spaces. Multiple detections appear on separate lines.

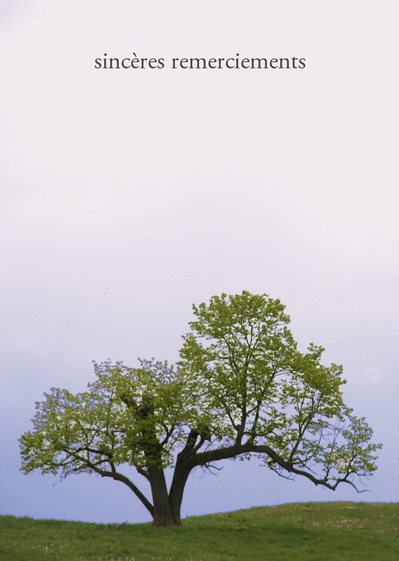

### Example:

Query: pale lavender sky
xmin=1 ymin=1 xmax=398 ymax=524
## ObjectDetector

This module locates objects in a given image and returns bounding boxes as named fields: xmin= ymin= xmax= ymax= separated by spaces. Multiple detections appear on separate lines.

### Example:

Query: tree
xmin=20 ymin=291 xmax=381 ymax=527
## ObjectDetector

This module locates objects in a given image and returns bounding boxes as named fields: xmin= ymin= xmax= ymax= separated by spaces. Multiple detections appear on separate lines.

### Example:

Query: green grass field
xmin=1 ymin=502 xmax=398 ymax=561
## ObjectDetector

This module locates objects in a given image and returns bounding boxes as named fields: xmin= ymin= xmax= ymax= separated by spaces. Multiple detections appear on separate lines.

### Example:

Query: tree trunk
xmin=152 ymin=502 xmax=178 ymax=527
xmin=147 ymin=453 xmax=195 ymax=526
xmin=169 ymin=467 xmax=194 ymax=526
xmin=167 ymin=444 xmax=200 ymax=527
xmin=148 ymin=466 xmax=181 ymax=527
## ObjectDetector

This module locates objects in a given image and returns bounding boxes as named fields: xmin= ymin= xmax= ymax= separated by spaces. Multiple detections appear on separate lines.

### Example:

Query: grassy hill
xmin=2 ymin=502 xmax=398 ymax=561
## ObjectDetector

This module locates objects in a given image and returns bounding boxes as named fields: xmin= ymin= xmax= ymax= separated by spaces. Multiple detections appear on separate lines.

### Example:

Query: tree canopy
xmin=20 ymin=291 xmax=381 ymax=526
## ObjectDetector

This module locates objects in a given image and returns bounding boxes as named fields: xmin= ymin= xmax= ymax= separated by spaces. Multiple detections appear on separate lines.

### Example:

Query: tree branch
xmin=193 ymin=443 xmax=366 ymax=492
xmin=80 ymin=459 xmax=154 ymax=516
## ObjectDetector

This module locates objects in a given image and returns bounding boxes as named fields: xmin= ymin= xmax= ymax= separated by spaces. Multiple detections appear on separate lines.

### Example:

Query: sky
xmin=1 ymin=0 xmax=398 ymax=524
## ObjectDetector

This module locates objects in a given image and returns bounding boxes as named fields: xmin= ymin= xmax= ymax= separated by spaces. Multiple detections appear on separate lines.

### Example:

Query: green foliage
xmin=20 ymin=360 xmax=194 ymax=476
xmin=19 ymin=291 xmax=382 ymax=524
xmin=2 ymin=503 xmax=399 ymax=561
xmin=178 ymin=291 xmax=381 ymax=488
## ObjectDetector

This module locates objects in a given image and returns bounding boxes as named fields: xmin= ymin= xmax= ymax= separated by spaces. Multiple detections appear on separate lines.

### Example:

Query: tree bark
xmin=168 ymin=463 xmax=193 ymax=526
xmin=148 ymin=465 xmax=180 ymax=527
xmin=167 ymin=428 xmax=208 ymax=526
xmin=147 ymin=429 xmax=203 ymax=526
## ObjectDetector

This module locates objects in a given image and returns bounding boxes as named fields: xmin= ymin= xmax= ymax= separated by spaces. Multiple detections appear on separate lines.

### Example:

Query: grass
xmin=1 ymin=502 xmax=399 ymax=561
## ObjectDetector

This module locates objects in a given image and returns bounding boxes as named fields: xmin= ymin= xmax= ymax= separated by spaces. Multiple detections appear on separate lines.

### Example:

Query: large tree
xmin=20 ymin=291 xmax=381 ymax=527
